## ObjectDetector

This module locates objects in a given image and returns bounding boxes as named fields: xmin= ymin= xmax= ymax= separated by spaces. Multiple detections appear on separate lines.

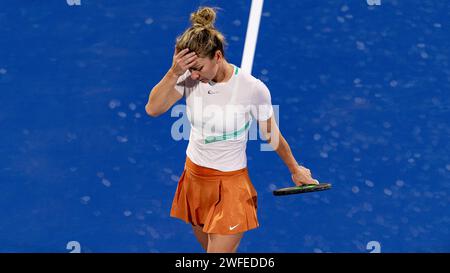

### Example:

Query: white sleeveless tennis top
xmin=175 ymin=64 xmax=273 ymax=171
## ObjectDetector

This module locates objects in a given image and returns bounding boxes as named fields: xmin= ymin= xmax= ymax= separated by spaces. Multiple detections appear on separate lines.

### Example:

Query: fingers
xmin=176 ymin=51 xmax=197 ymax=67
xmin=175 ymin=48 xmax=197 ymax=61
xmin=298 ymin=166 xmax=312 ymax=176
xmin=298 ymin=179 xmax=319 ymax=186
xmin=174 ymin=48 xmax=189 ymax=58
xmin=292 ymin=172 xmax=320 ymax=186
xmin=176 ymin=54 xmax=197 ymax=72
xmin=184 ymin=54 xmax=198 ymax=67
xmin=182 ymin=52 xmax=197 ymax=63
xmin=171 ymin=49 xmax=197 ymax=76
xmin=310 ymin=179 xmax=320 ymax=185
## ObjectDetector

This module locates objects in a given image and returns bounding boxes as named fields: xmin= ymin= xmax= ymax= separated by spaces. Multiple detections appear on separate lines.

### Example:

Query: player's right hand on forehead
xmin=170 ymin=48 xmax=197 ymax=77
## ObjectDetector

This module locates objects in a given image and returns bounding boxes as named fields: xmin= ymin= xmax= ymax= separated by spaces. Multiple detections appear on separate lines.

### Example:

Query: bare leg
xmin=192 ymin=225 xmax=208 ymax=251
xmin=207 ymin=232 xmax=244 ymax=253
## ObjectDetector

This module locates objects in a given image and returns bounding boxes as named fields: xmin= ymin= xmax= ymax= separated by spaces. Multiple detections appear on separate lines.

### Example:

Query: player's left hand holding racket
xmin=272 ymin=164 xmax=331 ymax=196
xmin=290 ymin=165 xmax=319 ymax=186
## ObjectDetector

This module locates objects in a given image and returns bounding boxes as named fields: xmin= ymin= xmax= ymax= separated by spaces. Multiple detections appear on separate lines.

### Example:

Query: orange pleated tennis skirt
xmin=170 ymin=156 xmax=259 ymax=235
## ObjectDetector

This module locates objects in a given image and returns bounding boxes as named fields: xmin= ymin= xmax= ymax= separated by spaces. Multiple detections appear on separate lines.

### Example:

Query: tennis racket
xmin=273 ymin=183 xmax=332 ymax=196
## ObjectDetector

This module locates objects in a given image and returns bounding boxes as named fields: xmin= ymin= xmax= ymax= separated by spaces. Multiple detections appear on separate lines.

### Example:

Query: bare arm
xmin=145 ymin=48 xmax=197 ymax=117
xmin=145 ymin=71 xmax=182 ymax=117
xmin=258 ymin=115 xmax=319 ymax=185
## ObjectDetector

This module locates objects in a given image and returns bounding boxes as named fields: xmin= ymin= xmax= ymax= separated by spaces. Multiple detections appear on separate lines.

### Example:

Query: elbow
xmin=262 ymin=133 xmax=272 ymax=143
xmin=145 ymin=104 xmax=161 ymax=117
xmin=265 ymin=132 xmax=281 ymax=149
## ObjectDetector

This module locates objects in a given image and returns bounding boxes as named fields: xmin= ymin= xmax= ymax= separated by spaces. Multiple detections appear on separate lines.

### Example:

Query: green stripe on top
xmin=234 ymin=65 xmax=239 ymax=75
xmin=204 ymin=121 xmax=250 ymax=144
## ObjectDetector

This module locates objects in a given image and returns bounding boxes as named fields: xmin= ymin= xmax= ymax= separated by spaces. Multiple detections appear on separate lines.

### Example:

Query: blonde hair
xmin=175 ymin=6 xmax=227 ymax=59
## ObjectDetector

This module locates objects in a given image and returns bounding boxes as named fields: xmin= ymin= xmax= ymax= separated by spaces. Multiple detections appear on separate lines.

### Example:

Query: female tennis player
xmin=145 ymin=6 xmax=319 ymax=253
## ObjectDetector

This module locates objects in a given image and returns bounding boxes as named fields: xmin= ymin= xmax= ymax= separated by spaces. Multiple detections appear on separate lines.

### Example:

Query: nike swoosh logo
xmin=229 ymin=224 xmax=240 ymax=230
xmin=207 ymin=90 xmax=217 ymax=94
